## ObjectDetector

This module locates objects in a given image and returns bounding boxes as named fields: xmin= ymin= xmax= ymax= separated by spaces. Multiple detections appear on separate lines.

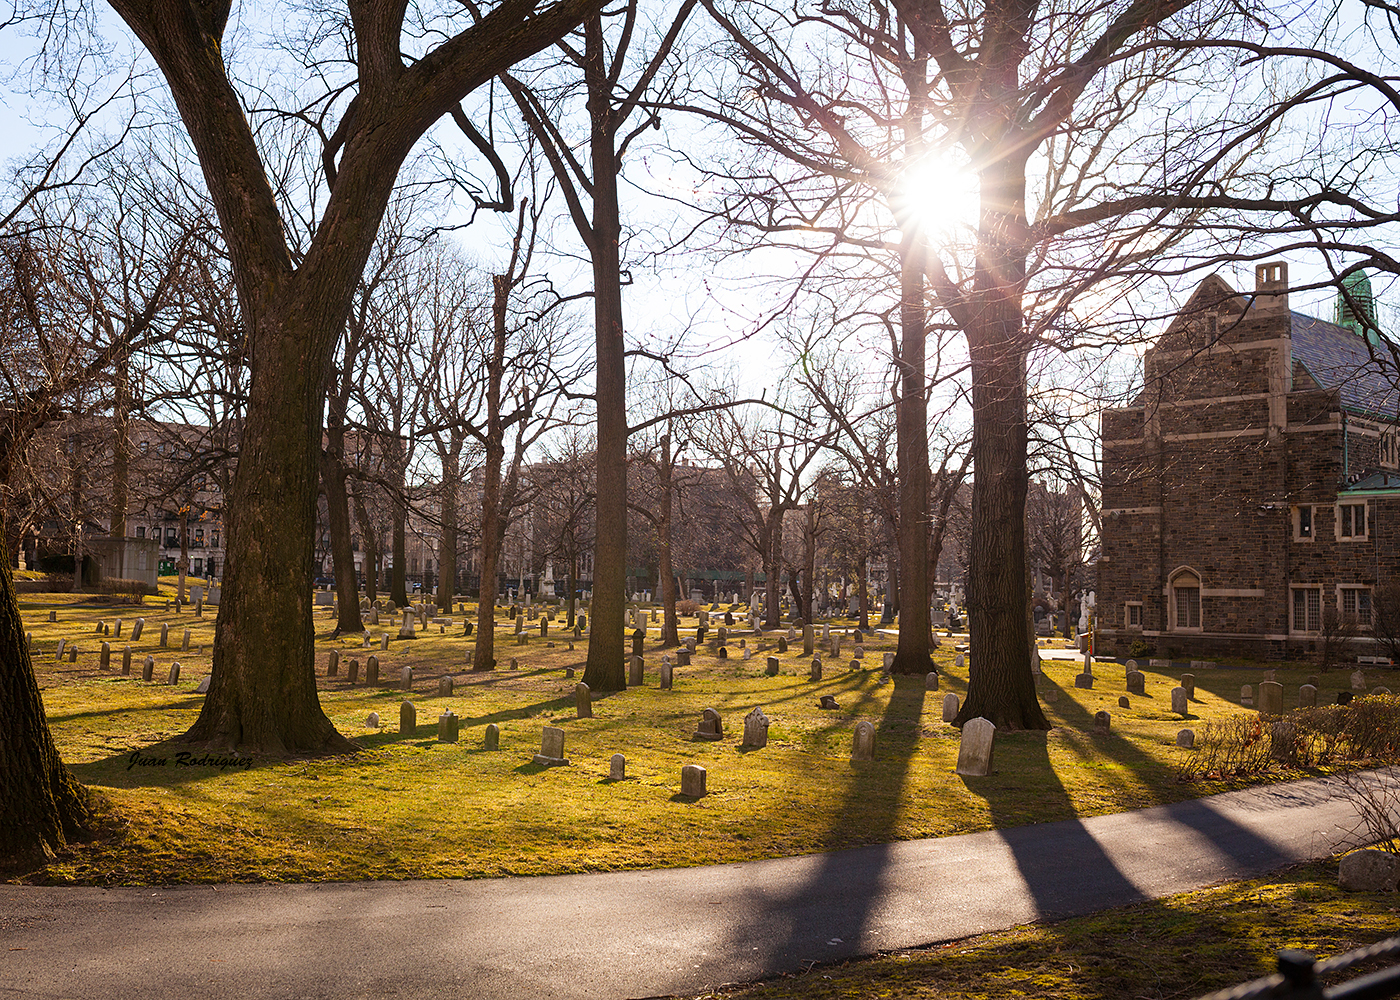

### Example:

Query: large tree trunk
xmin=473 ymin=437 xmax=505 ymax=672
xmin=184 ymin=318 xmax=355 ymax=754
xmin=0 ymin=534 xmax=95 ymax=865
xmin=582 ymin=15 xmax=628 ymax=692
xmin=320 ymin=450 xmax=364 ymax=634
xmin=110 ymin=355 xmax=129 ymax=538
xmin=352 ymin=489 xmax=378 ymax=601
xmin=390 ymin=462 xmax=408 ymax=609
xmin=437 ymin=441 xmax=459 ymax=614
xmin=953 ymin=155 xmax=1049 ymax=731
xmin=891 ymin=224 xmax=932 ymax=673
xmin=657 ymin=437 xmax=680 ymax=647
xmin=763 ymin=512 xmax=782 ymax=629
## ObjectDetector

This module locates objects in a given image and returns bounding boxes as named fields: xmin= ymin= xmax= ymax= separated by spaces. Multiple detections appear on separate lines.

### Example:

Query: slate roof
xmin=1342 ymin=472 xmax=1400 ymax=493
xmin=1289 ymin=312 xmax=1400 ymax=421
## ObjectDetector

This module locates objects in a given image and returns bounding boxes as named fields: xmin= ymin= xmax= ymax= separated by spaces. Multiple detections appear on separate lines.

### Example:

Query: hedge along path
xmin=17 ymin=593 xmax=1392 ymax=885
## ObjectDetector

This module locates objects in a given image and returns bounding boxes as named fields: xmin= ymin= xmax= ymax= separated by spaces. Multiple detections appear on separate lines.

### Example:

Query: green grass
xmin=11 ymin=591 xmax=1386 ymax=886
xmin=677 ymin=858 xmax=1400 ymax=1000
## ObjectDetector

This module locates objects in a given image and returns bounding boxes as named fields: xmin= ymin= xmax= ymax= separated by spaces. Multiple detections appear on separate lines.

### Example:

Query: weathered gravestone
xmin=533 ymin=726 xmax=569 ymax=766
xmin=694 ymin=707 xmax=723 ymax=741
xmin=1126 ymin=670 xmax=1145 ymax=695
xmin=1179 ymin=673 xmax=1195 ymax=699
xmin=167 ymin=662 xmax=181 ymax=686
xmin=1299 ymin=683 xmax=1318 ymax=708
xmin=1258 ymin=680 xmax=1284 ymax=714
xmin=718 ymin=646 xmax=728 ymax=660
xmin=629 ymin=655 xmax=644 ymax=686
xmin=803 ymin=625 xmax=814 ymax=656
xmin=438 ymin=676 xmax=453 ymax=697
xmin=1119 ymin=696 xmax=1130 ymax=709
xmin=610 ymin=754 xmax=626 ymax=780
xmin=853 ymin=645 xmax=864 ymax=660
xmin=400 ymin=611 xmax=416 ymax=639
xmin=54 ymin=639 xmax=65 ymax=660
xmin=68 ymin=645 xmax=77 ymax=663
xmin=818 ymin=695 xmax=839 ymax=710
xmin=1075 ymin=672 xmax=1094 ymax=689
xmin=121 ymin=647 xmax=133 ymax=675
xmin=437 ymin=710 xmax=459 ymax=743
xmin=402 ymin=666 xmax=414 ymax=692
xmin=366 ymin=656 xmax=380 ymax=686
xmin=180 ymin=628 xmax=191 ymax=652
xmin=954 ymin=653 xmax=965 ymax=669
xmin=160 ymin=624 xmax=169 ymax=647
xmin=400 ymin=700 xmax=417 ymax=735
xmin=1176 ymin=728 xmax=1195 ymax=748
xmin=366 ymin=712 xmax=380 ymax=728
xmin=1171 ymin=686 xmax=1189 ymax=715
xmin=484 ymin=723 xmax=500 ymax=750
xmin=131 ymin=618 xmax=145 ymax=641
xmin=576 ymin=682 xmax=592 ymax=718
xmin=955 ymin=717 xmax=996 ymax=776
xmin=347 ymin=658 xmax=360 ymax=685
xmin=741 ymin=707 xmax=770 ymax=749
xmin=810 ymin=657 xmax=823 ymax=681
xmin=1094 ymin=710 xmax=1111 ymax=733
xmin=942 ymin=692 xmax=959 ymax=723
xmin=680 ymin=764 xmax=707 ymax=798
xmin=142 ymin=656 xmax=154 ymax=681
xmin=660 ymin=661 xmax=674 ymax=689
xmin=851 ymin=720 xmax=876 ymax=761
xmin=676 ymin=650 xmax=691 ymax=667
xmin=1352 ymin=669 xmax=1367 ymax=691
xmin=327 ymin=649 xmax=340 ymax=677
xmin=925 ymin=672 xmax=939 ymax=691
xmin=381 ymin=634 xmax=390 ymax=651
xmin=765 ymin=656 xmax=780 ymax=677
xmin=99 ymin=642 xmax=111 ymax=669
xmin=777 ymin=637 xmax=788 ymax=653
xmin=1240 ymin=684 xmax=1254 ymax=707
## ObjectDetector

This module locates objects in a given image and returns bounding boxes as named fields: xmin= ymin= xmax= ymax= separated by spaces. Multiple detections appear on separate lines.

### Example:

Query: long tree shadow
xmin=713 ymin=673 xmax=927 ymax=975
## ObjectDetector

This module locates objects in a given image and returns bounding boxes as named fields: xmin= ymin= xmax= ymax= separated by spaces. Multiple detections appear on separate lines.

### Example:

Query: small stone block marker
xmin=926 ymin=671 xmax=939 ymax=690
xmin=400 ymin=700 xmax=416 ymax=736
xmin=160 ymin=623 xmax=169 ymax=647
xmin=576 ymin=682 xmax=592 ymax=718
xmin=955 ymin=717 xmax=996 ymax=776
xmin=609 ymin=754 xmax=626 ymax=780
xmin=484 ymin=723 xmax=500 ymax=750
xmin=54 ymin=639 xmax=65 ymax=660
xmin=810 ymin=658 xmax=822 ymax=681
xmin=1240 ymin=684 xmax=1253 ymax=707
xmin=402 ymin=666 xmax=414 ymax=692
xmin=1119 ymin=696 xmax=1130 ymax=708
xmin=68 ymin=645 xmax=78 ymax=663
xmin=327 ymin=649 xmax=340 ymax=676
xmin=533 ymin=726 xmax=569 ymax=766
xmin=694 ymin=707 xmax=723 ymax=741
xmin=1176 ymin=728 xmax=1195 ymax=748
xmin=182 ymin=628 xmax=191 ymax=652
xmin=1180 ymin=673 xmax=1195 ymax=699
xmin=142 ymin=656 xmax=154 ymax=681
xmin=955 ymin=653 xmax=965 ymax=669
xmin=942 ymin=692 xmax=960 ymax=723
xmin=1074 ymin=672 xmax=1094 ymax=689
xmin=131 ymin=619 xmax=144 ymax=640
xmin=676 ymin=650 xmax=690 ymax=667
xmin=167 ymin=662 xmax=181 ymax=686
xmin=660 ymin=662 xmax=673 ymax=690
xmin=1299 ymin=683 xmax=1317 ymax=708
xmin=367 ymin=656 xmax=379 ymax=686
xmin=366 ymin=712 xmax=380 ymax=728
xmin=851 ymin=720 xmax=876 ymax=761
xmin=818 ymin=695 xmax=839 ymax=710
xmin=121 ymin=647 xmax=133 ymax=675
xmin=1258 ymin=680 xmax=1284 ymax=714
xmin=1171 ymin=686 xmax=1189 ymax=715
xmin=1094 ymin=710 xmax=1111 ymax=733
xmin=1126 ymin=670 xmax=1145 ymax=695
xmin=348 ymin=658 xmax=360 ymax=685
xmin=438 ymin=676 xmax=453 ymax=697
xmin=741 ymin=707 xmax=770 ymax=749
xmin=765 ymin=656 xmax=779 ymax=676
xmin=629 ymin=655 xmax=644 ymax=686
xmin=437 ymin=711 xmax=459 ymax=743
xmin=100 ymin=642 xmax=111 ymax=669
xmin=680 ymin=764 xmax=707 ymax=798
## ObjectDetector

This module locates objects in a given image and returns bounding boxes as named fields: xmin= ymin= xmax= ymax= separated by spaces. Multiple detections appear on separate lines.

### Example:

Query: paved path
xmin=2 ymin=771 xmax=1385 ymax=1000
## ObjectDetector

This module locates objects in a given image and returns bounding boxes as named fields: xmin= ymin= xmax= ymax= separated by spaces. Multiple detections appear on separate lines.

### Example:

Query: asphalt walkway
xmin=2 ymin=770 xmax=1386 ymax=1000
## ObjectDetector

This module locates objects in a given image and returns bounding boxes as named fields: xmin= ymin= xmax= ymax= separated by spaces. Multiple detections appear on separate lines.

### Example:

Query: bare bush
xmin=1317 ymin=607 xmax=1363 ymax=673
xmin=1336 ymin=768 xmax=1400 ymax=854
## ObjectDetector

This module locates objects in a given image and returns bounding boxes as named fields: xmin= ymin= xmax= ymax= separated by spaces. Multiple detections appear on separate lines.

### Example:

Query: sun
xmin=896 ymin=155 xmax=979 ymax=240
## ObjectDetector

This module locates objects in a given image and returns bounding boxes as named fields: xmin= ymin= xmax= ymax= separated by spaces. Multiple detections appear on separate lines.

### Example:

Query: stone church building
xmin=1097 ymin=262 xmax=1398 ymax=661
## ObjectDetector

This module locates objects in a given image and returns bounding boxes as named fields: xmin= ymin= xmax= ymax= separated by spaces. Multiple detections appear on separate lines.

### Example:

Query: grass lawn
xmin=10 ymin=589 xmax=1390 ymax=886
xmin=677 ymin=857 xmax=1400 ymax=1000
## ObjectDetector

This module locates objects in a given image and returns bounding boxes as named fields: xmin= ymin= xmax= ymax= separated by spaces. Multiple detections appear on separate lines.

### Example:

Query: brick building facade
xmin=1097 ymin=262 xmax=1399 ymax=661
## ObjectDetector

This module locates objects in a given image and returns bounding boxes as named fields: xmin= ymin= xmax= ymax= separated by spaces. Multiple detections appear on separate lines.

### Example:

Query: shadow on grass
xmin=714 ymin=673 xmax=927 ymax=971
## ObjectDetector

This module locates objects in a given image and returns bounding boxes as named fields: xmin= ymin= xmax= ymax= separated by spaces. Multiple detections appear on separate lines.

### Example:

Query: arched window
xmin=1170 ymin=569 xmax=1202 ymax=631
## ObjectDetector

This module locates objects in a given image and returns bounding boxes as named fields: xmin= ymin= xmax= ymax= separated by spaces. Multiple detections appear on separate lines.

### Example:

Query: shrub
xmin=1129 ymin=639 xmax=1156 ymax=658
xmin=676 ymin=599 xmax=700 ymax=616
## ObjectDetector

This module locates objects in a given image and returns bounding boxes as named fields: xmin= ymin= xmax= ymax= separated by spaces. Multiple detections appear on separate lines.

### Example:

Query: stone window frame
xmin=1124 ymin=602 xmax=1143 ymax=629
xmin=1168 ymin=568 xmax=1203 ymax=632
xmin=1290 ymin=584 xmax=1323 ymax=634
xmin=1337 ymin=584 xmax=1374 ymax=628
xmin=1335 ymin=499 xmax=1369 ymax=541
xmin=1292 ymin=504 xmax=1317 ymax=542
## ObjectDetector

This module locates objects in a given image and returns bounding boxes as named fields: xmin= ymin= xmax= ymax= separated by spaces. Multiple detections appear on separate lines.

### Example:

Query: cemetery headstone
xmin=925 ymin=671 xmax=939 ymax=691
xmin=347 ymin=658 xmax=359 ymax=685
xmin=121 ymin=647 xmax=132 ymax=675
xmin=818 ymin=695 xmax=839 ymax=710
xmin=694 ymin=707 xmax=723 ymax=741
xmin=181 ymin=628 xmax=191 ymax=652
xmin=131 ymin=619 xmax=144 ymax=640
xmin=1094 ymin=710 xmax=1111 ymax=733
xmin=533 ymin=726 xmax=569 ymax=766
xmin=660 ymin=661 xmax=674 ymax=689
xmin=1299 ymin=683 xmax=1318 ymax=708
xmin=1126 ymin=670 xmax=1145 ymax=696
xmin=677 ymin=650 xmax=691 ymax=667
xmin=1180 ymin=673 xmax=1195 ymax=699
xmin=853 ymin=645 xmax=864 ymax=659
xmin=777 ymin=637 xmax=788 ymax=653
xmin=1075 ymin=672 xmax=1094 ymax=689
xmin=942 ymin=692 xmax=959 ymax=723
xmin=1258 ymin=680 xmax=1284 ymax=714
xmin=1351 ymin=669 xmax=1366 ymax=691
xmin=68 ymin=645 xmax=77 ymax=663
xmin=142 ymin=656 xmax=154 ymax=681
xmin=167 ymin=662 xmax=181 ymax=686
xmin=681 ymin=764 xmax=707 ymax=798
xmin=99 ymin=641 xmax=111 ymax=670
xmin=1177 ymin=728 xmax=1195 ymax=748
xmin=366 ymin=712 xmax=380 ymax=728
xmin=810 ymin=657 xmax=823 ymax=681
xmin=485 ymin=723 xmax=500 ymax=750
xmin=718 ymin=646 xmax=728 ymax=659
xmin=402 ymin=666 xmax=414 ymax=692
xmin=54 ymin=639 xmax=65 ymax=660
xmin=610 ymin=754 xmax=626 ymax=780
xmin=1171 ymin=686 xmax=1189 ymax=714
xmin=400 ymin=700 xmax=417 ymax=736
xmin=367 ymin=656 xmax=379 ymax=686
xmin=629 ymin=655 xmax=644 ymax=686
xmin=1118 ymin=696 xmax=1130 ymax=709
xmin=765 ymin=656 xmax=779 ymax=676
xmin=1240 ymin=684 xmax=1254 ymax=706
xmin=437 ymin=710 xmax=459 ymax=743
xmin=803 ymin=625 xmax=814 ymax=656
xmin=381 ymin=634 xmax=390 ymax=651
xmin=327 ymin=649 xmax=340 ymax=677
xmin=851 ymin=720 xmax=876 ymax=761
xmin=576 ymin=682 xmax=593 ymax=718
xmin=741 ymin=707 xmax=770 ymax=749
xmin=954 ymin=653 xmax=965 ymax=669
xmin=160 ymin=624 xmax=169 ymax=647
xmin=438 ymin=676 xmax=453 ymax=697
xmin=955 ymin=717 xmax=996 ymax=776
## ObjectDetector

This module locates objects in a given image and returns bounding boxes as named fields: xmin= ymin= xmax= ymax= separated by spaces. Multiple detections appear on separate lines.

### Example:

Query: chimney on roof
xmin=1253 ymin=261 xmax=1289 ymax=316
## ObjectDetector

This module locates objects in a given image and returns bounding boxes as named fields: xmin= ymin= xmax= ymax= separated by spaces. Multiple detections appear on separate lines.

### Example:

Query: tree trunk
xmin=184 ymin=317 xmax=355 ymax=754
xmin=658 ymin=437 xmax=679 ymax=647
xmin=437 ymin=440 xmax=460 ymax=614
xmin=110 ymin=355 xmax=129 ymax=538
xmin=858 ymin=567 xmax=870 ymax=630
xmin=582 ymin=15 xmax=628 ymax=692
xmin=473 ymin=436 xmax=505 ymax=672
xmin=953 ymin=155 xmax=1049 ymax=731
xmin=763 ymin=511 xmax=782 ymax=629
xmin=802 ymin=505 xmax=816 ymax=623
xmin=0 ymin=533 xmax=95 ymax=866
xmin=352 ymin=489 xmax=378 ymax=602
xmin=891 ymin=223 xmax=932 ymax=673
xmin=319 ymin=449 xmax=364 ymax=634
xmin=390 ymin=472 xmax=408 ymax=609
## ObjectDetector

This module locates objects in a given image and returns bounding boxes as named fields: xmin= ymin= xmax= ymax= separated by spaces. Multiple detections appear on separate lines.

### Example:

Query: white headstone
xmin=955 ymin=717 xmax=995 ymax=776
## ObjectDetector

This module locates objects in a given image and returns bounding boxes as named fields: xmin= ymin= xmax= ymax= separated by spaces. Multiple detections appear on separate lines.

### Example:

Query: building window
xmin=1125 ymin=602 xmax=1143 ymax=629
xmin=1293 ymin=505 xmax=1315 ymax=541
xmin=1337 ymin=501 xmax=1368 ymax=540
xmin=136 ymin=526 xmax=146 ymax=539
xmin=211 ymin=531 xmax=220 ymax=548
xmin=1292 ymin=586 xmax=1323 ymax=633
xmin=193 ymin=558 xmax=203 ymax=576
xmin=1339 ymin=585 xmax=1373 ymax=626
xmin=165 ymin=528 xmax=178 ymax=547
xmin=1170 ymin=570 xmax=1202 ymax=631
xmin=194 ymin=528 xmax=205 ymax=547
